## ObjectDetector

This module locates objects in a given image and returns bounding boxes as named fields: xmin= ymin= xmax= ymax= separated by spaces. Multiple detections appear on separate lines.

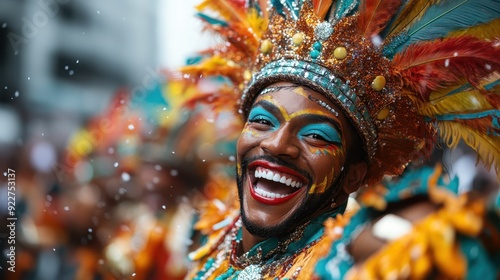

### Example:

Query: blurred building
xmin=0 ymin=0 xmax=159 ymax=151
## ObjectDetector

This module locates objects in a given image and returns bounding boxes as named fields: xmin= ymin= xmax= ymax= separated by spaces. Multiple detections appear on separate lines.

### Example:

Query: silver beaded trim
xmin=242 ymin=59 xmax=377 ymax=159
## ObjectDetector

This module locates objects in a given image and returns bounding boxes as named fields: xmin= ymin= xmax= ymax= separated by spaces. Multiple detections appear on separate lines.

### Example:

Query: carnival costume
xmin=182 ymin=0 xmax=500 ymax=279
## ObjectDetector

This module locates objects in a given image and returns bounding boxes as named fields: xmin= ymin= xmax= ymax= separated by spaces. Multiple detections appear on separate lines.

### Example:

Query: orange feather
xmin=358 ymin=0 xmax=402 ymax=37
xmin=312 ymin=0 xmax=333 ymax=19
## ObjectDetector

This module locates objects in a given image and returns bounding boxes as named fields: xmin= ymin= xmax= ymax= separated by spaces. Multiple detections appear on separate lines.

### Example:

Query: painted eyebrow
xmin=251 ymin=100 xmax=343 ymax=133
xmin=250 ymin=100 xmax=282 ymax=118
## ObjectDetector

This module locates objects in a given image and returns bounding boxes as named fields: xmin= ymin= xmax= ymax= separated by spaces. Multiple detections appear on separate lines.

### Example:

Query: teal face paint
xmin=298 ymin=123 xmax=342 ymax=147
xmin=247 ymin=106 xmax=280 ymax=131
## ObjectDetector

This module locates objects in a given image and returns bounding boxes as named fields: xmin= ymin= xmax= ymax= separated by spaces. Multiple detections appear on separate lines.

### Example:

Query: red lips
xmin=247 ymin=160 xmax=307 ymax=205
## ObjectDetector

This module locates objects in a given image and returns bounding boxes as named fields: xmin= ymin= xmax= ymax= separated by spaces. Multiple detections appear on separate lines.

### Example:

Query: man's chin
xmin=241 ymin=215 xmax=290 ymax=239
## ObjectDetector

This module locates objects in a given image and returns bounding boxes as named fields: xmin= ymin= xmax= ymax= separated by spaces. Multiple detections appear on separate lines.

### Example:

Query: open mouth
xmin=247 ymin=160 xmax=308 ymax=205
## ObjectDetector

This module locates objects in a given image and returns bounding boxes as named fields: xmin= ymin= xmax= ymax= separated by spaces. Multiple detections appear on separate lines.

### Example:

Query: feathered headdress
xmin=181 ymin=0 xmax=500 ymax=185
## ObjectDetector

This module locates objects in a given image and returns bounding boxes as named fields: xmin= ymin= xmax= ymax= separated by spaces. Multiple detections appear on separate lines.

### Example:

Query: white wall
xmin=157 ymin=0 xmax=213 ymax=69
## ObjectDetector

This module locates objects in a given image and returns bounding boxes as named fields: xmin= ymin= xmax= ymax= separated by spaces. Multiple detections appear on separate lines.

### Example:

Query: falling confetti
xmin=121 ymin=172 xmax=131 ymax=182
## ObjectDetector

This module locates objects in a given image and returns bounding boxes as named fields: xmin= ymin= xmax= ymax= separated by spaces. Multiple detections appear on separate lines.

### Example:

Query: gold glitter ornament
xmin=260 ymin=39 xmax=273 ymax=54
xmin=371 ymin=76 xmax=386 ymax=91
xmin=377 ymin=108 xmax=390 ymax=120
xmin=243 ymin=70 xmax=252 ymax=81
xmin=292 ymin=32 xmax=305 ymax=46
xmin=333 ymin=47 xmax=347 ymax=60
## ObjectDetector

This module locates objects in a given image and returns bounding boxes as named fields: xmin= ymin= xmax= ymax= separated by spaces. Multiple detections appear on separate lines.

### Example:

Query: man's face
xmin=236 ymin=83 xmax=350 ymax=237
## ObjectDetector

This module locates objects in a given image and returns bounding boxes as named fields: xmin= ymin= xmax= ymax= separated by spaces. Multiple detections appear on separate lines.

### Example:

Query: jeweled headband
xmin=181 ymin=0 xmax=500 ymax=185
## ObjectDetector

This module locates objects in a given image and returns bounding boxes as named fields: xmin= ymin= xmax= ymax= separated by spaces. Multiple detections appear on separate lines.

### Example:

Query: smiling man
xmin=237 ymin=84 xmax=365 ymax=245
xmin=182 ymin=0 xmax=500 ymax=279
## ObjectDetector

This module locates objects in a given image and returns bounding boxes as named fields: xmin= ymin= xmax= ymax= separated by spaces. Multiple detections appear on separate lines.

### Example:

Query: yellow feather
xmin=246 ymin=7 xmax=268 ymax=38
xmin=386 ymin=0 xmax=443 ymax=37
xmin=180 ymin=56 xmax=241 ymax=80
xmin=448 ymin=18 xmax=500 ymax=40
xmin=438 ymin=121 xmax=500 ymax=182
xmin=418 ymin=73 xmax=500 ymax=116
xmin=419 ymin=89 xmax=495 ymax=116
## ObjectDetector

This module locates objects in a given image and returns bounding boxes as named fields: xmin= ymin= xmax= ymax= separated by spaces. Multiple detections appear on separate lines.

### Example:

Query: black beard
xmin=236 ymin=155 xmax=347 ymax=239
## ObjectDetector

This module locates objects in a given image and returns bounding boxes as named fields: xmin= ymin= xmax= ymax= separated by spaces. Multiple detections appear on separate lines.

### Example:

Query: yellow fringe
xmin=438 ymin=121 xmax=500 ymax=181
xmin=448 ymin=18 xmax=500 ymax=40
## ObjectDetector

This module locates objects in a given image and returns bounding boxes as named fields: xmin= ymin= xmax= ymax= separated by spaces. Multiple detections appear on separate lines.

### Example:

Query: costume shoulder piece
xmin=316 ymin=164 xmax=500 ymax=279
xmin=181 ymin=0 xmax=500 ymax=186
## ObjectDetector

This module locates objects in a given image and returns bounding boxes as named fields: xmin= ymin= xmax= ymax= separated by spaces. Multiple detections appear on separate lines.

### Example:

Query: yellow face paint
xmin=242 ymin=126 xmax=261 ymax=137
xmin=260 ymin=94 xmax=339 ymax=123
xmin=292 ymin=86 xmax=309 ymax=98
xmin=246 ymin=87 xmax=347 ymax=195
xmin=236 ymin=162 xmax=242 ymax=176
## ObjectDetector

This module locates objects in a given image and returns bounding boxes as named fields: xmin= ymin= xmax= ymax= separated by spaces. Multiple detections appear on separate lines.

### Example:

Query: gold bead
xmin=333 ymin=47 xmax=347 ymax=60
xmin=371 ymin=76 xmax=386 ymax=91
xmin=260 ymin=39 xmax=273 ymax=54
xmin=243 ymin=70 xmax=252 ymax=81
xmin=377 ymin=108 xmax=390 ymax=120
xmin=292 ymin=32 xmax=305 ymax=46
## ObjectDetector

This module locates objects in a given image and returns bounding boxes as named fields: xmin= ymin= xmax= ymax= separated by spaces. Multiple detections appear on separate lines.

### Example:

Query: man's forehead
xmin=257 ymin=86 xmax=335 ymax=111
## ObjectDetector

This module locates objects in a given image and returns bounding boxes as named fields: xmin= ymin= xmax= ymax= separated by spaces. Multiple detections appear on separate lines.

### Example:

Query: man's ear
xmin=343 ymin=162 xmax=367 ymax=194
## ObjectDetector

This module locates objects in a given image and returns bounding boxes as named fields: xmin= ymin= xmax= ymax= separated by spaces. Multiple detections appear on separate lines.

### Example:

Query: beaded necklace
xmin=190 ymin=204 xmax=347 ymax=279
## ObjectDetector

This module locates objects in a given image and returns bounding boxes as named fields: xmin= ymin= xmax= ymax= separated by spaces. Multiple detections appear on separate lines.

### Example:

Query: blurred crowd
xmin=0 ymin=72 xmax=242 ymax=280
xmin=1 ymin=68 xmax=497 ymax=280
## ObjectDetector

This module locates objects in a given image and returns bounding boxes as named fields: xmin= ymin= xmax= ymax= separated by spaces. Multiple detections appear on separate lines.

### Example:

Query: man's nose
xmin=259 ymin=125 xmax=300 ymax=158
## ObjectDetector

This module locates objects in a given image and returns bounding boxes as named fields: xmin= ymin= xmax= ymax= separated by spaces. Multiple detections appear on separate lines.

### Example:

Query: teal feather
xmin=428 ymin=110 xmax=500 ymax=122
xmin=493 ymin=116 xmax=500 ymax=136
xmin=282 ymin=0 xmax=305 ymax=20
xmin=271 ymin=0 xmax=286 ymax=17
xmin=334 ymin=0 xmax=359 ymax=20
xmin=271 ymin=0 xmax=305 ymax=20
xmin=485 ymin=79 xmax=500 ymax=91
xmin=426 ymin=110 xmax=500 ymax=136
xmin=196 ymin=12 xmax=228 ymax=27
xmin=426 ymin=70 xmax=499 ymax=101
xmin=385 ymin=0 xmax=500 ymax=56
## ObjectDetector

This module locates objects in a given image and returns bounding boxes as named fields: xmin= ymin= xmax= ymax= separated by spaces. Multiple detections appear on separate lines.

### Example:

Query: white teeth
xmin=272 ymin=174 xmax=281 ymax=182
xmin=255 ymin=187 xmax=288 ymax=199
xmin=254 ymin=168 xmax=304 ymax=189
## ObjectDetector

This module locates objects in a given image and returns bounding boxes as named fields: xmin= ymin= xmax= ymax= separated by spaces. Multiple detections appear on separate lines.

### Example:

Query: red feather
xmin=392 ymin=36 xmax=500 ymax=100
xmin=312 ymin=0 xmax=333 ymax=19
xmin=358 ymin=0 xmax=402 ymax=37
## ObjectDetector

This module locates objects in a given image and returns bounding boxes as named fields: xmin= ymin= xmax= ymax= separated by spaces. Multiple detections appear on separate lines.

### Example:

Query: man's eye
xmin=306 ymin=133 xmax=327 ymax=141
xmin=249 ymin=116 xmax=272 ymax=126
xmin=247 ymin=107 xmax=278 ymax=128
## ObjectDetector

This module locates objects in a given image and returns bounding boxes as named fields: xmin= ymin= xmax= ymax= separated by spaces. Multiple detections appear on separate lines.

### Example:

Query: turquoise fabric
xmin=315 ymin=166 xmax=500 ymax=279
